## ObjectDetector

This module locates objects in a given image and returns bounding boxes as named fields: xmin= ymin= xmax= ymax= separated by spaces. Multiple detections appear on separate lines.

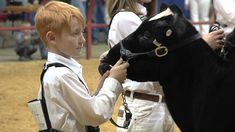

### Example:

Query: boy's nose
xmin=79 ymin=34 xmax=86 ymax=44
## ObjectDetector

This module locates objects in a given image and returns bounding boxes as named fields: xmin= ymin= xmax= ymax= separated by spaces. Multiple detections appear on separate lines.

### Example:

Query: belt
xmin=124 ymin=90 xmax=165 ymax=102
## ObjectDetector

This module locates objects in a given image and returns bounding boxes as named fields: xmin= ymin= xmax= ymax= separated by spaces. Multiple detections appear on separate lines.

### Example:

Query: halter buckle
xmin=155 ymin=45 xmax=168 ymax=57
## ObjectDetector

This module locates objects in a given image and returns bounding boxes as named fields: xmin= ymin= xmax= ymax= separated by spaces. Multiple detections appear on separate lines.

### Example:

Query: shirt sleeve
xmin=45 ymin=68 xmax=122 ymax=126
xmin=108 ymin=11 xmax=142 ymax=47
xmin=117 ymin=12 xmax=142 ymax=38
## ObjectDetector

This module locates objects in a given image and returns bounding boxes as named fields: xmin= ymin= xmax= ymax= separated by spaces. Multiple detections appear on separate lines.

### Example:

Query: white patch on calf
xmin=153 ymin=39 xmax=160 ymax=46
xmin=149 ymin=8 xmax=173 ymax=21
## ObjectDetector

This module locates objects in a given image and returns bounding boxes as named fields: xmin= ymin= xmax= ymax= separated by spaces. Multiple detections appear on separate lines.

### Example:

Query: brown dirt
xmin=0 ymin=59 xmax=180 ymax=132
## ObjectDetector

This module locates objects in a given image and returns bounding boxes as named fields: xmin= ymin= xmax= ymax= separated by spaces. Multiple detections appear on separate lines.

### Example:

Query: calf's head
xmin=101 ymin=4 xmax=199 ymax=81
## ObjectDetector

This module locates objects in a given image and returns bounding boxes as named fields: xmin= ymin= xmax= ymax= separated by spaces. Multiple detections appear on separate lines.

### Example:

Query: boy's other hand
xmin=109 ymin=58 xmax=129 ymax=83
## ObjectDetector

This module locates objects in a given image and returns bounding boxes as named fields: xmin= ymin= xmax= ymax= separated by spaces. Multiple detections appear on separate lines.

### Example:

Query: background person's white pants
xmin=189 ymin=0 xmax=212 ymax=35
xmin=116 ymin=97 xmax=175 ymax=132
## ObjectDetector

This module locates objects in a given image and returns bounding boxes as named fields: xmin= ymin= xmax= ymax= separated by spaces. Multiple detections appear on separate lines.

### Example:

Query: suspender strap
xmin=40 ymin=63 xmax=70 ymax=131
xmin=40 ymin=68 xmax=52 ymax=130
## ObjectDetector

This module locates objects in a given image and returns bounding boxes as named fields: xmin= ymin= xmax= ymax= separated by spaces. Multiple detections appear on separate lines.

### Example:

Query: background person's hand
xmin=203 ymin=29 xmax=225 ymax=50
xmin=109 ymin=58 xmax=129 ymax=83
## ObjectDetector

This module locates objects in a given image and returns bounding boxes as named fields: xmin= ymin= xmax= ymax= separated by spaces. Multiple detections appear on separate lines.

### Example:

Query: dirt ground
xmin=0 ymin=58 xmax=180 ymax=132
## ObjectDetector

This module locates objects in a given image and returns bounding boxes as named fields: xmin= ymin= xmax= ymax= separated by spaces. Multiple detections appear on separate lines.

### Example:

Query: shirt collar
xmin=47 ymin=52 xmax=82 ymax=75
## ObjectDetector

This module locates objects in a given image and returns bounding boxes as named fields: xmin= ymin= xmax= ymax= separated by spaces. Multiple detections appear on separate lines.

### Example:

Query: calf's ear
xmin=170 ymin=4 xmax=182 ymax=16
xmin=160 ymin=3 xmax=168 ymax=12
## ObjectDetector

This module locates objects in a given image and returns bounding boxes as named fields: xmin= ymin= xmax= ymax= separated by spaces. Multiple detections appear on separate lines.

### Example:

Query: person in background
xmin=29 ymin=0 xmax=48 ymax=59
xmin=34 ymin=1 xmax=129 ymax=131
xmin=106 ymin=0 xmax=175 ymax=131
xmin=36 ymin=0 xmax=48 ymax=59
xmin=14 ymin=23 xmax=37 ymax=61
xmin=70 ymin=0 xmax=87 ymax=19
xmin=213 ymin=0 xmax=235 ymax=35
xmin=185 ymin=0 xmax=212 ymax=35
xmin=0 ymin=0 xmax=6 ymax=11
xmin=92 ymin=0 xmax=108 ymax=44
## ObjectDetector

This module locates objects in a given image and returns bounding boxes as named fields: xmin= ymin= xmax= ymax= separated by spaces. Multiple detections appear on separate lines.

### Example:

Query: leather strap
xmin=124 ymin=90 xmax=165 ymax=102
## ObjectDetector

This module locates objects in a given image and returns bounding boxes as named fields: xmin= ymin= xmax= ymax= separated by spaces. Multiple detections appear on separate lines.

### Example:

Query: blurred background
xmin=0 ymin=0 xmax=215 ymax=61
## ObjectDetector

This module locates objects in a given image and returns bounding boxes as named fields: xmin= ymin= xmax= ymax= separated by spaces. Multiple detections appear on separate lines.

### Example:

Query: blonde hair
xmin=35 ymin=0 xmax=85 ymax=46
xmin=106 ymin=0 xmax=143 ymax=18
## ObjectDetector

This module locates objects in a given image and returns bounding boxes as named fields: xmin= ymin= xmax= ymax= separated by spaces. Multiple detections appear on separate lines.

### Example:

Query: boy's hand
xmin=109 ymin=58 xmax=129 ymax=83
xmin=203 ymin=29 xmax=225 ymax=50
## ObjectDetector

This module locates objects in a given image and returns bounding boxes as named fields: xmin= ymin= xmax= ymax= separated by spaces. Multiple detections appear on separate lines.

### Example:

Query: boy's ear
xmin=46 ymin=31 xmax=56 ymax=44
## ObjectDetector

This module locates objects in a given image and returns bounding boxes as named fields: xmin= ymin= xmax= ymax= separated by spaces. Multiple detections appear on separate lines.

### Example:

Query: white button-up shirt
xmin=38 ymin=52 xmax=122 ymax=132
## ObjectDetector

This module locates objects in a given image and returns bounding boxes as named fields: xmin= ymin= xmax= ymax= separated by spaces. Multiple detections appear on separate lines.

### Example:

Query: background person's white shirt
xmin=213 ymin=0 xmax=235 ymax=34
xmin=108 ymin=11 xmax=142 ymax=48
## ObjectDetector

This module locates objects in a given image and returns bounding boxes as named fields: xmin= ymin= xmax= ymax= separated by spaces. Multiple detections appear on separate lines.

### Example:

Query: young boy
xmin=34 ymin=1 xmax=129 ymax=131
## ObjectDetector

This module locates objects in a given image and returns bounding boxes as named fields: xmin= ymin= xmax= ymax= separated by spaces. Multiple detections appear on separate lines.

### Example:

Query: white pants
xmin=116 ymin=96 xmax=175 ymax=132
xmin=189 ymin=0 xmax=212 ymax=35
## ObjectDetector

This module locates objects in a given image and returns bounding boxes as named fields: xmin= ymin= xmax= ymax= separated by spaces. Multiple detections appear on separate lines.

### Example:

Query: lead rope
xmin=110 ymin=87 xmax=132 ymax=129
xmin=121 ymin=91 xmax=132 ymax=127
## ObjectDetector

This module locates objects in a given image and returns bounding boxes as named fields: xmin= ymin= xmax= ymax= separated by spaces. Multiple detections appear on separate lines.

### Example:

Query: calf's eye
xmin=166 ymin=29 xmax=172 ymax=37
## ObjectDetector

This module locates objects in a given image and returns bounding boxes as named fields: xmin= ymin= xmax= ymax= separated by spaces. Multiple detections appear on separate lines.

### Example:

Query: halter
xmin=120 ymin=33 xmax=201 ymax=61
xmin=220 ymin=40 xmax=235 ymax=59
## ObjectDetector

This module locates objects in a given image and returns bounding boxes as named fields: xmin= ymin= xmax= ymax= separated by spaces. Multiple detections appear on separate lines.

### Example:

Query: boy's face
xmin=53 ymin=17 xmax=85 ymax=58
